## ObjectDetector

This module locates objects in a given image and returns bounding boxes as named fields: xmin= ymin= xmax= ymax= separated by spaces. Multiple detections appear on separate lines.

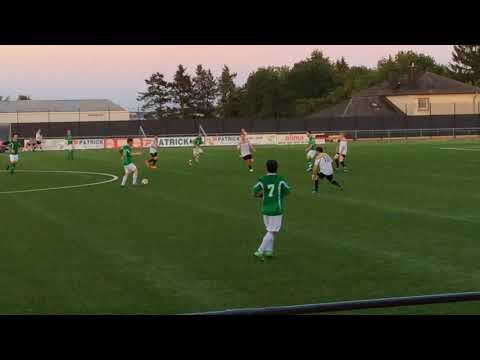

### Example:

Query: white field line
xmin=439 ymin=147 xmax=480 ymax=151
xmin=0 ymin=170 xmax=118 ymax=194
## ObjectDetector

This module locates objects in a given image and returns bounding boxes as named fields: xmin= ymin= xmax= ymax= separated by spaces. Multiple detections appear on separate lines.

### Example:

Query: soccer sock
xmin=335 ymin=158 xmax=340 ymax=168
xmin=331 ymin=180 xmax=342 ymax=188
xmin=341 ymin=160 xmax=346 ymax=167
xmin=132 ymin=172 xmax=138 ymax=185
xmin=265 ymin=232 xmax=275 ymax=253
xmin=121 ymin=174 xmax=128 ymax=186
xmin=248 ymin=164 xmax=252 ymax=170
xmin=10 ymin=163 xmax=15 ymax=174
xmin=314 ymin=180 xmax=319 ymax=192
xmin=153 ymin=159 xmax=157 ymax=165
xmin=6 ymin=164 xmax=9 ymax=170
xmin=258 ymin=232 xmax=273 ymax=253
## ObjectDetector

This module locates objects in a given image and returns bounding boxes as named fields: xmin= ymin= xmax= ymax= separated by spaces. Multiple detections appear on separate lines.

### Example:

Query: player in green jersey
xmin=120 ymin=138 xmax=141 ymax=187
xmin=65 ymin=129 xmax=74 ymax=160
xmin=4 ymin=133 xmax=21 ymax=174
xmin=305 ymin=131 xmax=317 ymax=172
xmin=188 ymin=134 xmax=204 ymax=166
xmin=252 ymin=160 xmax=291 ymax=260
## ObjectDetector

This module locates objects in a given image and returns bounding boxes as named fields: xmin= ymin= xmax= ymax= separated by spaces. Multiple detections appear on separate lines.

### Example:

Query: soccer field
xmin=1 ymin=139 xmax=480 ymax=314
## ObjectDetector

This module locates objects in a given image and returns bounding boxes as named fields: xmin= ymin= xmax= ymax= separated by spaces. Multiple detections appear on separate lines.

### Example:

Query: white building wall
xmin=387 ymin=94 xmax=480 ymax=116
xmin=0 ymin=111 xmax=130 ymax=124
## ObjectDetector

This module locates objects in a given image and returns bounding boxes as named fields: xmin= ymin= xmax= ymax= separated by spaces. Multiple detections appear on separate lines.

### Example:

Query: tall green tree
xmin=244 ymin=66 xmax=293 ymax=118
xmin=192 ymin=64 xmax=217 ymax=118
xmin=286 ymin=50 xmax=337 ymax=99
xmin=169 ymin=65 xmax=194 ymax=118
xmin=217 ymin=65 xmax=239 ymax=118
xmin=17 ymin=94 xmax=31 ymax=100
xmin=377 ymin=50 xmax=447 ymax=82
xmin=137 ymin=72 xmax=171 ymax=118
xmin=449 ymin=45 xmax=480 ymax=85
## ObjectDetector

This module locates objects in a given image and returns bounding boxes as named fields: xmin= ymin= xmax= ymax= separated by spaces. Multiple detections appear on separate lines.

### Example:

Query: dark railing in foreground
xmin=183 ymin=291 xmax=480 ymax=315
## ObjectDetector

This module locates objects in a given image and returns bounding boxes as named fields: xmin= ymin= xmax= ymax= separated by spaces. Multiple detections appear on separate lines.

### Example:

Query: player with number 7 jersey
xmin=252 ymin=160 xmax=291 ymax=260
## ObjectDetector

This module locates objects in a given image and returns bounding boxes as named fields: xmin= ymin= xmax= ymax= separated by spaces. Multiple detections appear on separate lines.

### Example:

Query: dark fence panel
xmin=252 ymin=118 xmax=277 ymax=133
xmin=9 ymin=113 xmax=480 ymax=139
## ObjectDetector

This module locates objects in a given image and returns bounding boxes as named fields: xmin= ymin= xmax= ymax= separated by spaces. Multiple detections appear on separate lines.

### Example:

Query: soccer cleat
xmin=254 ymin=251 xmax=265 ymax=261
xmin=249 ymin=169 xmax=254 ymax=172
xmin=264 ymin=251 xmax=274 ymax=258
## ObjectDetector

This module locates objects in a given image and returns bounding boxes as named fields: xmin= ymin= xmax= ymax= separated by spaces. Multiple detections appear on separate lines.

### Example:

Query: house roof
xmin=309 ymin=96 xmax=402 ymax=118
xmin=356 ymin=71 xmax=480 ymax=97
xmin=309 ymin=72 xmax=480 ymax=118
xmin=0 ymin=99 xmax=126 ymax=113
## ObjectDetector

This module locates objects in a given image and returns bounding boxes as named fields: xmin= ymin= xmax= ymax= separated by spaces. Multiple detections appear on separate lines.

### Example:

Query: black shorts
xmin=318 ymin=172 xmax=333 ymax=181
xmin=243 ymin=154 xmax=253 ymax=160
xmin=150 ymin=152 xmax=158 ymax=157
xmin=36 ymin=141 xmax=42 ymax=145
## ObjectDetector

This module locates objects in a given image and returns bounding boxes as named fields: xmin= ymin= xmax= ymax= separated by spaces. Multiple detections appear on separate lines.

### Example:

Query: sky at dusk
xmin=0 ymin=45 xmax=454 ymax=111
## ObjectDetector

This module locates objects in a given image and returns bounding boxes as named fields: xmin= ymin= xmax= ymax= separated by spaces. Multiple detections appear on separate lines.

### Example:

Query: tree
xmin=192 ymin=64 xmax=217 ymax=118
xmin=244 ymin=66 xmax=294 ymax=118
xmin=377 ymin=50 xmax=447 ymax=82
xmin=334 ymin=57 xmax=350 ymax=78
xmin=217 ymin=65 xmax=239 ymax=118
xmin=286 ymin=50 xmax=338 ymax=99
xmin=17 ymin=95 xmax=31 ymax=100
xmin=449 ymin=45 xmax=480 ymax=85
xmin=169 ymin=65 xmax=194 ymax=118
xmin=137 ymin=72 xmax=171 ymax=118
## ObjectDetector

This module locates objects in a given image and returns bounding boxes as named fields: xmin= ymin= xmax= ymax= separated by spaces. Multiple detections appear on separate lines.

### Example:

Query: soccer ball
xmin=141 ymin=178 xmax=149 ymax=185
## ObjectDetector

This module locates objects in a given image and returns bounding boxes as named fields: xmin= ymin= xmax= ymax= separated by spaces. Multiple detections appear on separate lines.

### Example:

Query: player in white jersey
xmin=312 ymin=146 xmax=342 ymax=194
xmin=334 ymin=133 xmax=348 ymax=171
xmin=145 ymin=136 xmax=159 ymax=169
xmin=238 ymin=133 xmax=255 ymax=172
xmin=34 ymin=129 xmax=43 ymax=151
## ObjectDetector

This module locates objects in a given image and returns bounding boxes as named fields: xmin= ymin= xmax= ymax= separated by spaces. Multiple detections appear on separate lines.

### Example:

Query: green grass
xmin=1 ymin=140 xmax=480 ymax=314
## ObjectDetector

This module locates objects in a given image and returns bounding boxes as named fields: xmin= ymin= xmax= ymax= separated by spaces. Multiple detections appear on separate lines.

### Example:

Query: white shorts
xmin=124 ymin=163 xmax=137 ymax=173
xmin=193 ymin=147 xmax=203 ymax=156
xmin=307 ymin=149 xmax=317 ymax=159
xmin=263 ymin=215 xmax=283 ymax=232
xmin=65 ymin=144 xmax=73 ymax=151
xmin=9 ymin=154 xmax=19 ymax=162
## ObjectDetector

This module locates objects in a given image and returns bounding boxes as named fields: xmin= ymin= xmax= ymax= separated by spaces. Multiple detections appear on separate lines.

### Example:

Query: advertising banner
xmin=157 ymin=136 xmax=196 ymax=147
xmin=248 ymin=133 xmax=277 ymax=145
xmin=73 ymin=138 xmax=104 ymax=150
xmin=104 ymin=138 xmax=143 ymax=149
xmin=204 ymin=135 xmax=240 ymax=146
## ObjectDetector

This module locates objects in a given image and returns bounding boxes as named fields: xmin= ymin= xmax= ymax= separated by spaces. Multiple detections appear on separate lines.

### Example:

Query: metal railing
xmin=183 ymin=291 xmax=480 ymax=315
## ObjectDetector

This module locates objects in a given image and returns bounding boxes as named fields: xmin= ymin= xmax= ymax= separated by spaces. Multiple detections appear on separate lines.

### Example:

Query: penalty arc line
xmin=0 ymin=170 xmax=119 ymax=194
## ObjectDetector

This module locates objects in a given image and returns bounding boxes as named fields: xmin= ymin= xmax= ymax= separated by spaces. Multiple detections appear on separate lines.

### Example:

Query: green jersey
xmin=66 ymin=134 xmax=73 ymax=145
xmin=193 ymin=136 xmax=203 ymax=146
xmin=7 ymin=140 xmax=21 ymax=155
xmin=120 ymin=144 xmax=133 ymax=166
xmin=308 ymin=136 xmax=316 ymax=150
xmin=252 ymin=174 xmax=291 ymax=216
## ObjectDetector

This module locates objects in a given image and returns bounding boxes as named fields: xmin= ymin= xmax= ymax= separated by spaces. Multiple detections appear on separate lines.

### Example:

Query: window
xmin=417 ymin=98 xmax=430 ymax=111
